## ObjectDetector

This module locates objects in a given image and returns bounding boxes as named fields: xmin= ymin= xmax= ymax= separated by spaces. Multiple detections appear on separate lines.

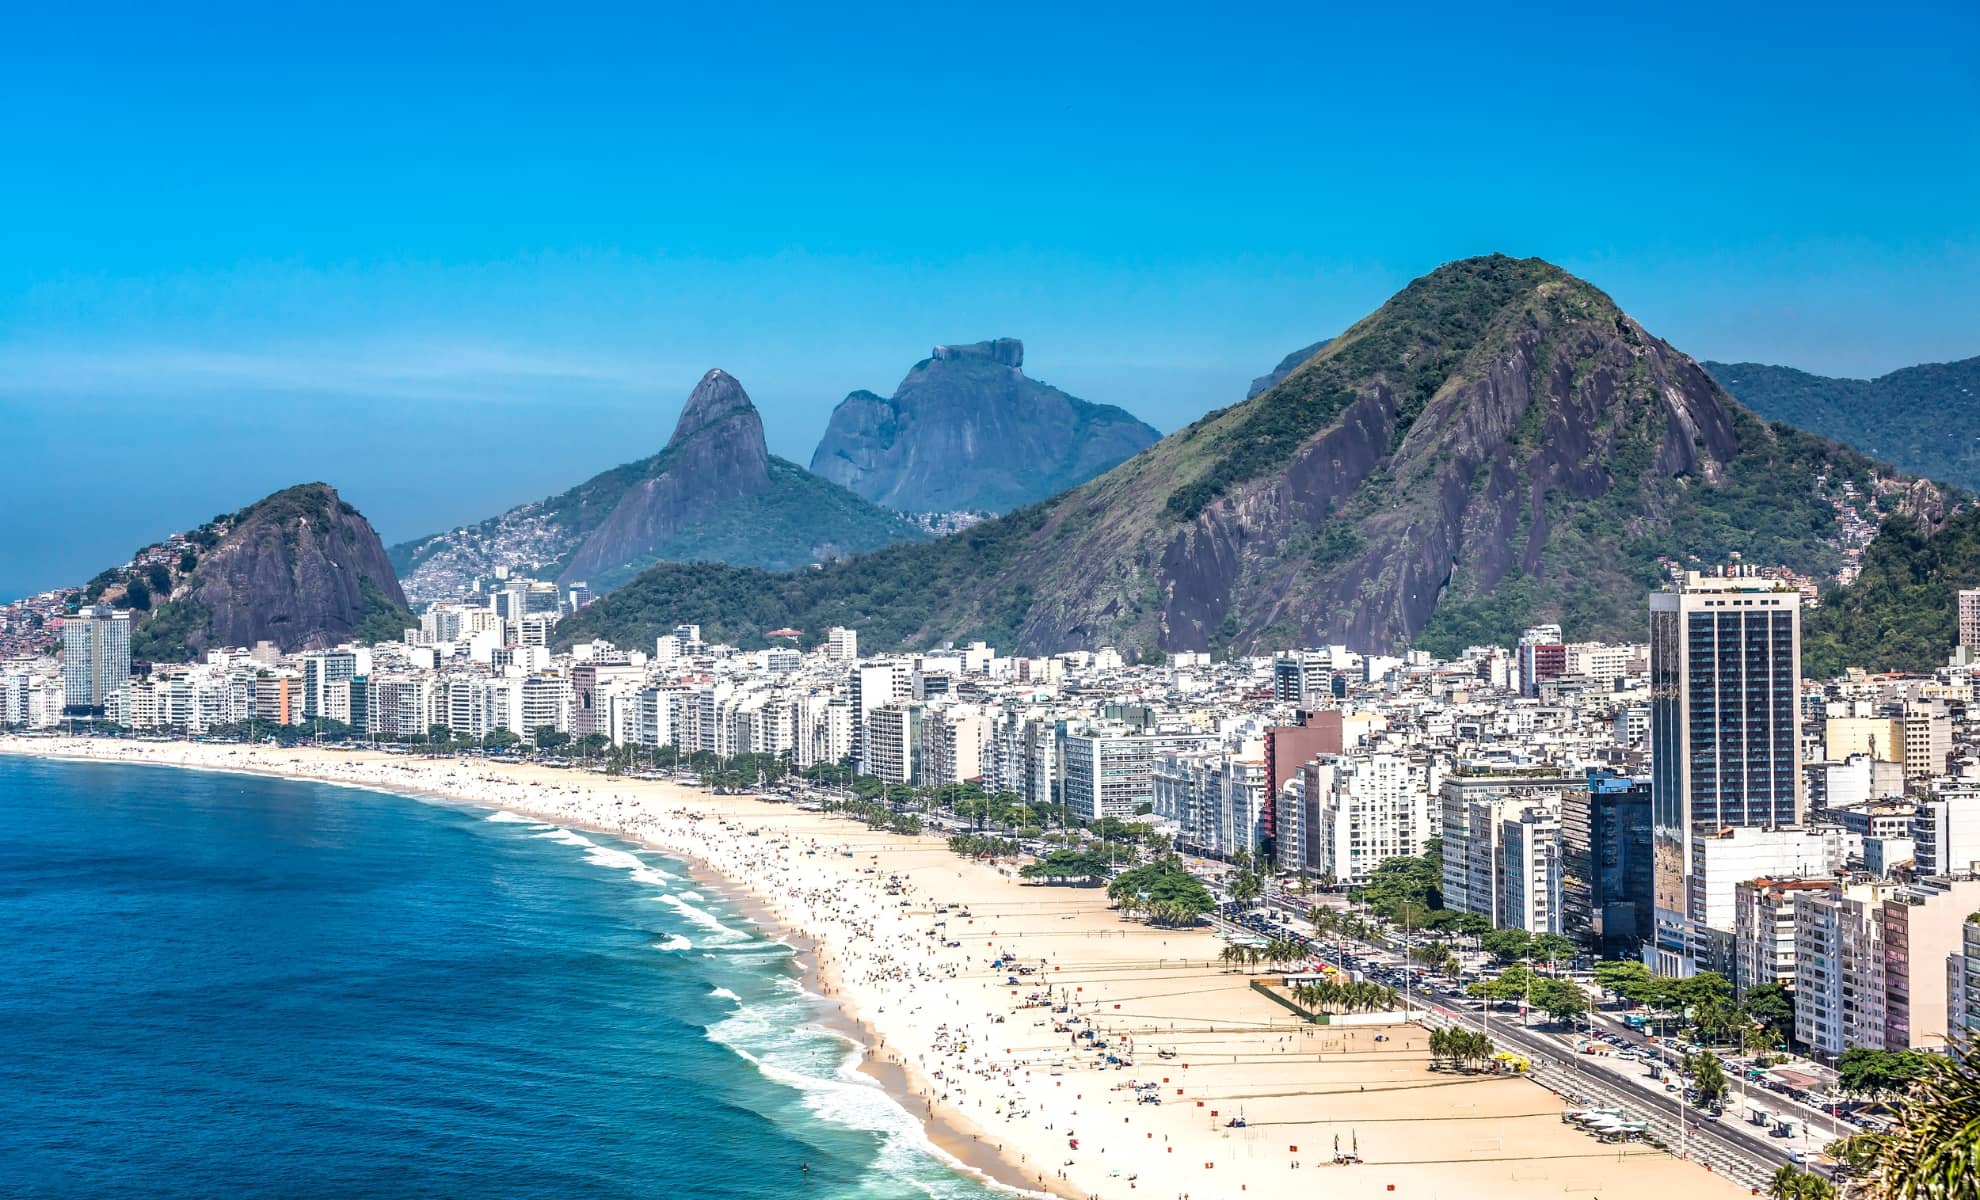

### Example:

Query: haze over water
xmin=0 ymin=757 xmax=1002 ymax=1200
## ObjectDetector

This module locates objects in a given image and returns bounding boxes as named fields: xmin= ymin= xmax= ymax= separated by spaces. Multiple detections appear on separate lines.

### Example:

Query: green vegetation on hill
xmin=1803 ymin=507 xmax=1980 ymax=677
xmin=579 ymin=459 xmax=929 ymax=592
xmin=1165 ymin=255 xmax=1569 ymax=520
xmin=554 ymin=505 xmax=1048 ymax=651
xmin=1709 ymin=356 xmax=1980 ymax=491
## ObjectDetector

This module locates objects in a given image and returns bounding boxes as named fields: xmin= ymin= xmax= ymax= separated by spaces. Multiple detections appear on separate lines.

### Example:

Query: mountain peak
xmin=811 ymin=340 xmax=1159 ymax=513
xmin=931 ymin=338 xmax=1023 ymax=371
xmin=669 ymin=368 xmax=763 ymax=448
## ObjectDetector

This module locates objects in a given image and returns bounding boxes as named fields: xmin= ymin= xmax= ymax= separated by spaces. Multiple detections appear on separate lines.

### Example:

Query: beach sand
xmin=2 ymin=736 xmax=1752 ymax=1200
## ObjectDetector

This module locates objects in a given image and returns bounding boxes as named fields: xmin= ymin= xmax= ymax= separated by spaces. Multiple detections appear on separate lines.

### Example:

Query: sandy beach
xmin=2 ymin=736 xmax=1751 ymax=1200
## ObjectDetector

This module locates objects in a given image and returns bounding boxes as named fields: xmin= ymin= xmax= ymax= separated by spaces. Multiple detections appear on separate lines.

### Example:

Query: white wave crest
xmin=706 ymin=994 xmax=1038 ymax=1198
xmin=653 ymin=935 xmax=692 ymax=952
xmin=709 ymin=986 xmax=742 ymax=1002
xmin=660 ymin=894 xmax=750 ymax=943
xmin=485 ymin=809 xmax=546 ymax=825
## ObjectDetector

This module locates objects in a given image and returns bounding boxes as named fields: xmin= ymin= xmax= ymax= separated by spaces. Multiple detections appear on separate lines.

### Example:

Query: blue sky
xmin=2 ymin=1 xmax=1976 ymax=600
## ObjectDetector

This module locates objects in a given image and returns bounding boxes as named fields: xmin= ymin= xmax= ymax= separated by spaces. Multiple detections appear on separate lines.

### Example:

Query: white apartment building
xmin=1734 ymin=878 xmax=1838 ymax=995
xmin=1304 ymin=752 xmax=1431 ymax=885
xmin=1497 ymin=803 xmax=1564 ymax=934
xmin=922 ymin=705 xmax=986 ymax=786
xmin=1916 ymin=784 xmax=1980 ymax=876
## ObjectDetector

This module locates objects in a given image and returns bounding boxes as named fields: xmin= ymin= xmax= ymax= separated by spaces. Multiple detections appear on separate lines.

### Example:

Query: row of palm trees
xmin=1307 ymin=905 xmax=1382 ymax=943
xmin=1115 ymin=895 xmax=1211 ymax=926
xmin=1291 ymin=977 xmax=1402 ymax=1015
xmin=1426 ymin=1026 xmax=1497 ymax=1072
xmin=1218 ymin=937 xmax=1311 ymax=973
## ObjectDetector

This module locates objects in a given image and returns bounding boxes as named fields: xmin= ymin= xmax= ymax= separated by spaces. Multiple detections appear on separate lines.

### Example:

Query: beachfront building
xmin=1734 ymin=877 xmax=1838 ymax=996
xmin=864 ymin=701 xmax=922 ymax=786
xmin=1794 ymin=882 xmax=1892 ymax=1059
xmin=1495 ymin=803 xmax=1565 ymax=934
xmin=1302 ymin=752 xmax=1432 ymax=885
xmin=1061 ymin=725 xmax=1211 ymax=825
xmin=920 ymin=704 xmax=985 ymax=786
xmin=61 ymin=604 xmax=131 ymax=714
xmin=1438 ymin=771 xmax=1580 ymax=924
xmin=1561 ymin=773 xmax=1655 ymax=958
xmin=1649 ymin=570 xmax=1803 ymax=977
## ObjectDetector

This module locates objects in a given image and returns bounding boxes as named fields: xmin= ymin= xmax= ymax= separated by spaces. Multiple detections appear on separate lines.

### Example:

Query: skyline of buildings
xmin=11 ymin=559 xmax=1980 ymax=1059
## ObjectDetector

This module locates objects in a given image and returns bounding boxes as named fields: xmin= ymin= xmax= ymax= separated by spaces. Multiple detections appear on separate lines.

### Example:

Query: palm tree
xmin=1767 ymin=1164 xmax=1834 ymax=1200
xmin=1833 ymin=1032 xmax=1980 ymax=1200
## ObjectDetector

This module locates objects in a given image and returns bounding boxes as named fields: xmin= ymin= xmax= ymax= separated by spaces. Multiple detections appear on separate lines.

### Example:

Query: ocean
xmin=0 ymin=756 xmax=1008 ymax=1200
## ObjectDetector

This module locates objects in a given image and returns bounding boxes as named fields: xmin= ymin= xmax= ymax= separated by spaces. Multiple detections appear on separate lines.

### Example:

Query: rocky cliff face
xmin=809 ymin=338 xmax=1161 ymax=513
xmin=132 ymin=483 xmax=413 ymax=661
xmin=391 ymin=370 xmax=925 ymax=598
xmin=556 ymin=370 xmax=775 ymax=585
xmin=558 ymin=256 xmax=1948 ymax=658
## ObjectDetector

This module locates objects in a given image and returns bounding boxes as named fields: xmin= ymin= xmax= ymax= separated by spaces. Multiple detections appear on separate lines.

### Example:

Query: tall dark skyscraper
xmin=1649 ymin=570 xmax=1802 ymax=975
xmin=1562 ymin=772 xmax=1654 ymax=959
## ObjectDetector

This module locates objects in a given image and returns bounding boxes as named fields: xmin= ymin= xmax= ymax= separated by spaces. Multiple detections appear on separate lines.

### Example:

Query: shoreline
xmin=2 ymin=736 xmax=1750 ymax=1200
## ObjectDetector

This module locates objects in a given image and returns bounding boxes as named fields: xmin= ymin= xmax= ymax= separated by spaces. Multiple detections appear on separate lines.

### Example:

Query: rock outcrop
xmin=809 ymin=339 xmax=1160 ymax=513
xmin=391 ymin=370 xmax=924 ymax=599
xmin=131 ymin=483 xmax=413 ymax=661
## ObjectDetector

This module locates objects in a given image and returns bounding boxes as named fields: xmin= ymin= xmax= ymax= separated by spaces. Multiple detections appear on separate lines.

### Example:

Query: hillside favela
xmin=4 ymin=8 xmax=1977 ymax=1200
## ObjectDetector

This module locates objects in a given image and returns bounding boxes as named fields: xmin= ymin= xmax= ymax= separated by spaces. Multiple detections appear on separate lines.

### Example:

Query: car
xmin=1787 ymin=1150 xmax=1808 ymax=1165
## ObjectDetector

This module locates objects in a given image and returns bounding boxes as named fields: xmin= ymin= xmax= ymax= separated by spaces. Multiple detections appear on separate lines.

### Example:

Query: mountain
xmin=808 ymin=338 xmax=1161 ymax=513
xmin=113 ymin=483 xmax=415 ymax=662
xmin=390 ymin=370 xmax=927 ymax=599
xmin=1707 ymin=356 xmax=1980 ymax=490
xmin=1803 ymin=505 xmax=1980 ymax=677
xmin=1247 ymin=339 xmax=1332 ymax=399
xmin=557 ymin=255 xmax=1948 ymax=658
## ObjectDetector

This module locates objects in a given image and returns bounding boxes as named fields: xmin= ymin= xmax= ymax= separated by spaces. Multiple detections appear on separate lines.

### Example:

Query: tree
xmin=1532 ymin=978 xmax=1589 ymax=1026
xmin=1836 ymin=1047 xmax=1931 ymax=1097
xmin=1830 ymin=1033 xmax=1980 ymax=1200
xmin=145 ymin=562 xmax=172 ymax=593
xmin=1480 ymin=927 xmax=1533 ymax=963
xmin=1687 ymin=1050 xmax=1729 ymax=1110
xmin=1768 ymin=1165 xmax=1835 ymax=1200
xmin=534 ymin=725 xmax=570 ymax=751
xmin=1530 ymin=933 xmax=1577 ymax=967
xmin=121 ymin=577 xmax=152 ymax=611
xmin=1229 ymin=869 xmax=1262 ymax=908
xmin=428 ymin=723 xmax=452 ymax=745
xmin=1106 ymin=857 xmax=1214 ymax=926
xmin=484 ymin=729 xmax=521 ymax=752
xmin=1742 ymin=982 xmax=1795 ymax=1046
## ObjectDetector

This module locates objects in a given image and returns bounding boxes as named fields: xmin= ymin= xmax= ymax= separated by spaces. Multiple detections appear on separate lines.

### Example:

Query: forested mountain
xmin=557 ymin=256 xmax=1946 ymax=658
xmin=1804 ymin=506 xmax=1980 ymax=676
xmin=1708 ymin=356 xmax=1980 ymax=490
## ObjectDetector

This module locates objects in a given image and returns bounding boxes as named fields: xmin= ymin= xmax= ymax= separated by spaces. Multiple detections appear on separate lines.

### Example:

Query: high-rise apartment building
xmin=1438 ymin=772 xmax=1580 ymax=922
xmin=1959 ymin=588 xmax=1980 ymax=652
xmin=62 ymin=605 xmax=132 ymax=713
xmin=1650 ymin=570 xmax=1802 ymax=975
xmin=1561 ymin=773 xmax=1655 ymax=958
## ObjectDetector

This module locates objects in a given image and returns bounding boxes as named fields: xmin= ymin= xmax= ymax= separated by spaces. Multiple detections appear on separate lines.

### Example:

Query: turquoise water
xmin=0 ymin=756 xmax=1005 ymax=1199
